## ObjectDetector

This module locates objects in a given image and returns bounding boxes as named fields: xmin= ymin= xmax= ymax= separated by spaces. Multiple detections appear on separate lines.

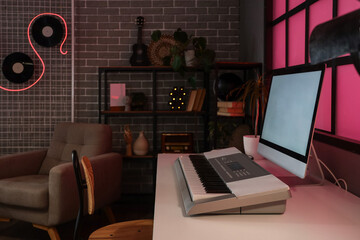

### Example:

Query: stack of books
xmin=217 ymin=101 xmax=245 ymax=116
xmin=186 ymin=88 xmax=206 ymax=112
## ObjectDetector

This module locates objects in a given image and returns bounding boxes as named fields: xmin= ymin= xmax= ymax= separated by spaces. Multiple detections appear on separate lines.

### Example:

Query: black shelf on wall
xmin=98 ymin=65 xmax=210 ymax=157
xmin=98 ymin=63 xmax=262 ymax=194
xmin=211 ymin=62 xmax=263 ymax=149
xmin=98 ymin=62 xmax=263 ymax=155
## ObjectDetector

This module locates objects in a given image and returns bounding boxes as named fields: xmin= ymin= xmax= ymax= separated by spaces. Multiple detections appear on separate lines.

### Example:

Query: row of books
xmin=186 ymin=88 xmax=206 ymax=112
xmin=217 ymin=101 xmax=245 ymax=117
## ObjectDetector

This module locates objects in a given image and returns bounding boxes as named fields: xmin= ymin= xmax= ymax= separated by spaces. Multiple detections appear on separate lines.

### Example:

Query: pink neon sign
xmin=0 ymin=13 xmax=68 ymax=92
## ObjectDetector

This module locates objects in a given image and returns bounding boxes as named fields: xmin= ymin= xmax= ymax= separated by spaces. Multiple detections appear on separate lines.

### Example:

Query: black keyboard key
xmin=189 ymin=154 xmax=231 ymax=194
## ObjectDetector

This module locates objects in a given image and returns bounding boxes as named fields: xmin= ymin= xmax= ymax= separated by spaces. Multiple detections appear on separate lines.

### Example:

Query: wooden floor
xmin=0 ymin=194 xmax=154 ymax=240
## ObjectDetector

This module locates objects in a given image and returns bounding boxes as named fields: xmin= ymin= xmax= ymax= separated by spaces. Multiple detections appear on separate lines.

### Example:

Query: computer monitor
xmin=257 ymin=65 xmax=325 ymax=179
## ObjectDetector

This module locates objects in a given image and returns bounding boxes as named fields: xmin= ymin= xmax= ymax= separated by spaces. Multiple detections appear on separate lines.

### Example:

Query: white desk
xmin=153 ymin=153 xmax=360 ymax=240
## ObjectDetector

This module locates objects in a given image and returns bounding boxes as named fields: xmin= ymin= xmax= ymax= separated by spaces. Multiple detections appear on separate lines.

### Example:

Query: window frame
xmin=265 ymin=0 xmax=360 ymax=154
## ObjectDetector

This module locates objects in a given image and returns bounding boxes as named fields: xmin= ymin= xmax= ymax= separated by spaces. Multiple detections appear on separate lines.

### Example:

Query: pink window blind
xmin=272 ymin=21 xmax=286 ymax=69
xmin=288 ymin=10 xmax=305 ymax=66
xmin=273 ymin=0 xmax=286 ymax=20
xmin=336 ymin=65 xmax=360 ymax=141
xmin=315 ymin=68 xmax=332 ymax=132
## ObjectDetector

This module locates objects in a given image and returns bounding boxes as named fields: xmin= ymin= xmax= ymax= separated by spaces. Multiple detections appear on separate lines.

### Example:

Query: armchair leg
xmin=103 ymin=206 xmax=116 ymax=224
xmin=33 ymin=224 xmax=61 ymax=240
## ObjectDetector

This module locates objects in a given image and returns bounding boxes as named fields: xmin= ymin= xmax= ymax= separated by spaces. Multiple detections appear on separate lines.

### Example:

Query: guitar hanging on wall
xmin=130 ymin=16 xmax=150 ymax=66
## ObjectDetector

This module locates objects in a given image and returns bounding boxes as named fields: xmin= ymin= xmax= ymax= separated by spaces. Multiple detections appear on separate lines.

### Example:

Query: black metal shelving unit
xmin=212 ymin=62 xmax=263 ymax=149
xmin=98 ymin=66 xmax=210 ymax=156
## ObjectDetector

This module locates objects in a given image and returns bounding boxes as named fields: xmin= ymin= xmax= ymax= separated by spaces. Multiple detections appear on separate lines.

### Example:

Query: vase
xmin=133 ymin=131 xmax=149 ymax=156
xmin=243 ymin=135 xmax=263 ymax=160
xmin=184 ymin=50 xmax=196 ymax=67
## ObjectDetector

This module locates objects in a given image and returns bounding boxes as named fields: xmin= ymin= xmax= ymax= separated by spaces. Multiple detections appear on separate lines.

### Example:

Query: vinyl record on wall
xmin=31 ymin=15 xmax=64 ymax=47
xmin=2 ymin=52 xmax=34 ymax=84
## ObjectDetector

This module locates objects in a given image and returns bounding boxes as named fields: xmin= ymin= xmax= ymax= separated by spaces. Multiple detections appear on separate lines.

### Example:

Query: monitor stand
xmin=278 ymin=144 xmax=325 ymax=187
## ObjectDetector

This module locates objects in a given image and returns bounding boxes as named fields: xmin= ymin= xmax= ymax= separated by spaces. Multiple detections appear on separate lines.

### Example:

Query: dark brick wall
xmin=74 ymin=0 xmax=242 ymax=193
xmin=0 ymin=0 xmax=242 ymax=194
xmin=0 ymin=1 xmax=72 ymax=155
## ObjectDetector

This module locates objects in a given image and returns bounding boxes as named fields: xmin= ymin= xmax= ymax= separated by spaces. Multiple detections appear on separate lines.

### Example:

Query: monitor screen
xmin=258 ymin=65 xmax=325 ymax=178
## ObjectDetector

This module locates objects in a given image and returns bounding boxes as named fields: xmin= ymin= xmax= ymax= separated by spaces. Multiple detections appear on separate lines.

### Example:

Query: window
xmin=267 ymin=0 xmax=360 ymax=150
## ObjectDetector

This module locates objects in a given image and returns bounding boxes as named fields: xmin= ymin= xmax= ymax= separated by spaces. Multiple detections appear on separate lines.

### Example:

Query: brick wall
xmin=0 ymin=1 xmax=72 ymax=155
xmin=0 ymin=0 xmax=241 ymax=194
xmin=74 ymin=0 xmax=241 ymax=193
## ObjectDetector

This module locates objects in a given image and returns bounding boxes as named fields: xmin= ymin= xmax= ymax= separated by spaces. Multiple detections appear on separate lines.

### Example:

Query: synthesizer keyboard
xmin=174 ymin=147 xmax=291 ymax=215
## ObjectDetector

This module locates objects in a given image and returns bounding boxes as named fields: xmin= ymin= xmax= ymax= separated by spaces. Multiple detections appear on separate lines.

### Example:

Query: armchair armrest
xmin=48 ymin=161 xmax=78 ymax=226
xmin=0 ymin=149 xmax=47 ymax=179
xmin=47 ymin=152 xmax=122 ymax=226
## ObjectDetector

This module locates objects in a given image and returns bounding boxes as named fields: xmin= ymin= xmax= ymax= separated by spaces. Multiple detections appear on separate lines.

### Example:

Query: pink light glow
xmin=336 ymin=65 xmax=360 ymax=141
xmin=289 ymin=0 xmax=305 ymax=10
xmin=273 ymin=0 xmax=286 ymax=20
xmin=288 ymin=10 xmax=305 ymax=66
xmin=338 ymin=0 xmax=360 ymax=16
xmin=315 ymin=67 xmax=332 ymax=131
xmin=0 ymin=13 xmax=68 ymax=92
xmin=272 ymin=21 xmax=286 ymax=69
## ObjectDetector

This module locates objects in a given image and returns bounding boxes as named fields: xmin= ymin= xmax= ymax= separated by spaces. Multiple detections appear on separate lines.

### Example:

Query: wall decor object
xmin=148 ymin=35 xmax=177 ymax=66
xmin=2 ymin=52 xmax=34 ymax=83
xmin=110 ymin=83 xmax=126 ymax=111
xmin=168 ymin=87 xmax=186 ymax=110
xmin=133 ymin=131 xmax=149 ymax=156
xmin=124 ymin=125 xmax=133 ymax=156
xmin=215 ymin=72 xmax=244 ymax=101
xmin=130 ymin=16 xmax=150 ymax=66
xmin=0 ymin=12 xmax=68 ymax=92
xmin=130 ymin=92 xmax=147 ymax=110
xmin=31 ymin=15 xmax=64 ymax=47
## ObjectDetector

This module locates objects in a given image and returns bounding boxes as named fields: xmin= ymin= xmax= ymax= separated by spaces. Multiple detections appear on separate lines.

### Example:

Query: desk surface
xmin=153 ymin=153 xmax=360 ymax=240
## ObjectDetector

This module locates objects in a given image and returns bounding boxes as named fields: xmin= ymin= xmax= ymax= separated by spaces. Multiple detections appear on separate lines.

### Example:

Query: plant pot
xmin=243 ymin=135 xmax=263 ymax=160
xmin=184 ymin=50 xmax=196 ymax=67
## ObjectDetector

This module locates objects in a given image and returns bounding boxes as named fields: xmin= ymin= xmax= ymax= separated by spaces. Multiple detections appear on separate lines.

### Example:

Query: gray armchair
xmin=0 ymin=122 xmax=122 ymax=240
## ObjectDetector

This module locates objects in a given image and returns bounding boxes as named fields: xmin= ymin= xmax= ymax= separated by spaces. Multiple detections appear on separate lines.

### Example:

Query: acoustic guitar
xmin=130 ymin=16 xmax=150 ymax=66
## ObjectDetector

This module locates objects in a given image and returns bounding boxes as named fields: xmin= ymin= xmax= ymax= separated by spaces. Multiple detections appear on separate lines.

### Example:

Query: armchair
xmin=0 ymin=122 xmax=122 ymax=240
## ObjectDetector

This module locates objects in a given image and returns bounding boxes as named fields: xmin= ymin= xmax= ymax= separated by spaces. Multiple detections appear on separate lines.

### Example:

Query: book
xmin=218 ymin=107 xmax=244 ymax=114
xmin=217 ymin=111 xmax=245 ymax=117
xmin=192 ymin=88 xmax=203 ymax=112
xmin=186 ymin=90 xmax=198 ymax=111
xmin=194 ymin=89 xmax=206 ymax=112
xmin=217 ymin=101 xmax=244 ymax=108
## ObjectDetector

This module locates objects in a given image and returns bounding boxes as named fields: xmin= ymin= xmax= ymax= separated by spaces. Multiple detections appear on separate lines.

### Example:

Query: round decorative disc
xmin=31 ymin=15 xmax=64 ymax=47
xmin=148 ymin=35 xmax=177 ymax=66
xmin=2 ymin=52 xmax=34 ymax=84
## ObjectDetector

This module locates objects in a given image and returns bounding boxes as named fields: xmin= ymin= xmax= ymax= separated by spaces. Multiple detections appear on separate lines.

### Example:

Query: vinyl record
xmin=32 ymin=15 xmax=64 ymax=47
xmin=2 ymin=52 xmax=34 ymax=84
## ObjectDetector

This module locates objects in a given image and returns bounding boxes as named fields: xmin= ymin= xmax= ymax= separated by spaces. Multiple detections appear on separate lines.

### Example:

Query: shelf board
xmin=99 ymin=62 xmax=262 ymax=72
xmin=98 ymin=65 xmax=201 ymax=73
xmin=101 ymin=110 xmax=206 ymax=116
xmin=215 ymin=61 xmax=262 ymax=70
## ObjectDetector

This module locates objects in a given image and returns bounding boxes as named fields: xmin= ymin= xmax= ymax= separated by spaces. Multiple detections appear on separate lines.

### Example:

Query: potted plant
xmin=208 ymin=120 xmax=239 ymax=149
xmin=240 ymin=74 xmax=269 ymax=159
xmin=151 ymin=28 xmax=215 ymax=87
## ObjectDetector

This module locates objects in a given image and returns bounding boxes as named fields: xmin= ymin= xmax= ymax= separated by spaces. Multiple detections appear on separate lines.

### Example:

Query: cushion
xmin=0 ymin=175 xmax=49 ymax=209
xmin=39 ymin=122 xmax=112 ymax=174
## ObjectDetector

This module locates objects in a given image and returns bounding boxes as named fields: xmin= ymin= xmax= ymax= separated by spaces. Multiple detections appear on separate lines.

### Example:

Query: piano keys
xmin=179 ymin=154 xmax=231 ymax=202
xmin=174 ymin=147 xmax=291 ymax=215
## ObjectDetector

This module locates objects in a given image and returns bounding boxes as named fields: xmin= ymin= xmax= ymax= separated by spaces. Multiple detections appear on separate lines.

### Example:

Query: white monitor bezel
xmin=257 ymin=65 xmax=325 ymax=179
